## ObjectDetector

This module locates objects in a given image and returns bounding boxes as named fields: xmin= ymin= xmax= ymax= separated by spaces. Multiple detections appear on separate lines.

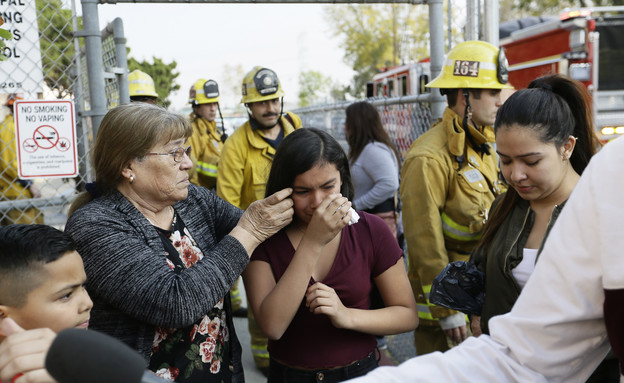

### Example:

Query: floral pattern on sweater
xmin=149 ymin=217 xmax=231 ymax=382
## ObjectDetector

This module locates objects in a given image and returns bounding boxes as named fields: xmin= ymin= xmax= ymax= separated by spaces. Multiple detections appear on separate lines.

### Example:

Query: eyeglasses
xmin=145 ymin=146 xmax=192 ymax=163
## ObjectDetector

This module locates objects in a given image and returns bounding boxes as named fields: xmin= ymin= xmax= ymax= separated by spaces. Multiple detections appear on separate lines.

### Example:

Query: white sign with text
xmin=14 ymin=100 xmax=78 ymax=178
xmin=1 ymin=0 xmax=45 ymax=93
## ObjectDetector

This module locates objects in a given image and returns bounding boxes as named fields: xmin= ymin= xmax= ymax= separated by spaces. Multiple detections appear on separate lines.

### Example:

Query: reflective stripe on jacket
xmin=400 ymin=107 xmax=506 ymax=322
xmin=216 ymin=112 xmax=301 ymax=209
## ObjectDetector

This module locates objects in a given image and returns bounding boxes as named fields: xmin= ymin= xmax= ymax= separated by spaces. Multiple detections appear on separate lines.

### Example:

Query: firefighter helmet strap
xmin=216 ymin=103 xmax=228 ymax=143
xmin=462 ymin=89 xmax=491 ymax=156
xmin=462 ymin=89 xmax=472 ymax=132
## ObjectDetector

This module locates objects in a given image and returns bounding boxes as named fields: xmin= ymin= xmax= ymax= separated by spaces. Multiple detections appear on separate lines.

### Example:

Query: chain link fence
xmin=294 ymin=95 xmax=433 ymax=164
xmin=1 ymin=0 xmax=126 ymax=228
xmin=0 ymin=0 xmax=486 ymax=229
xmin=295 ymin=0 xmax=481 ymax=160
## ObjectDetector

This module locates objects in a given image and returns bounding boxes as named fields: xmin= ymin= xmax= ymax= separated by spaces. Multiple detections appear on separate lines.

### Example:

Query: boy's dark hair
xmin=0 ymin=224 xmax=77 ymax=307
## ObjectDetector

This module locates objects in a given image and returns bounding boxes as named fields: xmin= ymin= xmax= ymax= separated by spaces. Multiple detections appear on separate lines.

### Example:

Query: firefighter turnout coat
xmin=400 ymin=107 xmax=506 ymax=325
xmin=188 ymin=114 xmax=224 ymax=190
xmin=217 ymin=112 xmax=301 ymax=209
xmin=1 ymin=114 xmax=33 ymax=200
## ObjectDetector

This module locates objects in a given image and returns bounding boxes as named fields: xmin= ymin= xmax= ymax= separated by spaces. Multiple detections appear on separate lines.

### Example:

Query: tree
xmin=128 ymin=55 xmax=180 ymax=109
xmin=324 ymin=4 xmax=430 ymax=97
xmin=0 ymin=16 xmax=12 ymax=61
xmin=36 ymin=0 xmax=81 ymax=97
xmin=298 ymin=70 xmax=332 ymax=107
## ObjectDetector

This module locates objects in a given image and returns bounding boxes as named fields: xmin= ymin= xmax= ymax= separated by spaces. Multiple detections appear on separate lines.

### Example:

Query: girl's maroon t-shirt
xmin=251 ymin=212 xmax=403 ymax=369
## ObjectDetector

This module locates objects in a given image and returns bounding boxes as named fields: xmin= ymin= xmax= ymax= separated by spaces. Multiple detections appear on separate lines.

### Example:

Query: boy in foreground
xmin=0 ymin=224 xmax=92 ymax=383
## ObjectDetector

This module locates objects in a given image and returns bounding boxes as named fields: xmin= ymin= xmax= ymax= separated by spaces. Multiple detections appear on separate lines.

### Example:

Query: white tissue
xmin=348 ymin=208 xmax=360 ymax=225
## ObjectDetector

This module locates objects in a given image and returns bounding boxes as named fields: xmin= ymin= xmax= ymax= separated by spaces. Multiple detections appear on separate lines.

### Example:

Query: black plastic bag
xmin=429 ymin=261 xmax=485 ymax=316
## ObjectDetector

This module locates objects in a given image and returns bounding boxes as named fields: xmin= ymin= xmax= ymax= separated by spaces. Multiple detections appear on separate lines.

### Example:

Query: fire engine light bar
xmin=601 ymin=127 xmax=624 ymax=135
xmin=602 ymin=127 xmax=615 ymax=135
xmin=560 ymin=9 xmax=591 ymax=20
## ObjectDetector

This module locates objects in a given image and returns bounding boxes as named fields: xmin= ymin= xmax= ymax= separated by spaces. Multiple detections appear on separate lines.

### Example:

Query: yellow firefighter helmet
xmin=189 ymin=79 xmax=220 ymax=105
xmin=426 ymin=40 xmax=513 ymax=90
xmin=240 ymin=66 xmax=285 ymax=104
xmin=128 ymin=70 xmax=158 ymax=98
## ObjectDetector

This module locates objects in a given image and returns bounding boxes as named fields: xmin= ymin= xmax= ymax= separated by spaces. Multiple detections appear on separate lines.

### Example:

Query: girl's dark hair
xmin=475 ymin=74 xmax=601 ymax=255
xmin=265 ymin=128 xmax=354 ymax=201
xmin=345 ymin=101 xmax=400 ymax=164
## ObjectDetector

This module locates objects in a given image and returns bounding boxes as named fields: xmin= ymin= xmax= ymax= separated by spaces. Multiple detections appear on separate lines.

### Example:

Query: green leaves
xmin=324 ymin=4 xmax=430 ymax=97
xmin=128 ymin=53 xmax=180 ymax=109
xmin=298 ymin=70 xmax=332 ymax=107
xmin=36 ymin=0 xmax=82 ymax=96
xmin=0 ymin=16 xmax=13 ymax=61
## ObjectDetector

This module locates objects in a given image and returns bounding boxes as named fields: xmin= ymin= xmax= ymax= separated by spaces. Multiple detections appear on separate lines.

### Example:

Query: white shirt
xmin=512 ymin=248 xmax=538 ymax=288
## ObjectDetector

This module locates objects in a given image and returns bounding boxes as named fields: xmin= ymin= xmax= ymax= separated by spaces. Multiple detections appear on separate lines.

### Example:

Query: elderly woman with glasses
xmin=65 ymin=103 xmax=293 ymax=383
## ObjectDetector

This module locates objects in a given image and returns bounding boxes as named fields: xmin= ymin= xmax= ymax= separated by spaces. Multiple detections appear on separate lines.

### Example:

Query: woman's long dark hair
xmin=265 ymin=128 xmax=354 ymax=201
xmin=345 ymin=101 xmax=401 ymax=165
xmin=475 ymin=74 xmax=601 ymax=255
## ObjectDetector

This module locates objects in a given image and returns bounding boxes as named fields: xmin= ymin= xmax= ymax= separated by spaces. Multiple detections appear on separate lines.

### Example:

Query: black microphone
xmin=45 ymin=328 xmax=169 ymax=383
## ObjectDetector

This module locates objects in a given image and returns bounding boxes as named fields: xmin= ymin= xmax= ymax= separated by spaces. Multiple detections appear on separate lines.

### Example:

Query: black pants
xmin=267 ymin=351 xmax=378 ymax=383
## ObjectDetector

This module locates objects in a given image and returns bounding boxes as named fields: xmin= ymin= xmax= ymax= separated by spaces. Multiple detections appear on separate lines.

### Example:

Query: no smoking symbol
xmin=33 ymin=125 xmax=59 ymax=149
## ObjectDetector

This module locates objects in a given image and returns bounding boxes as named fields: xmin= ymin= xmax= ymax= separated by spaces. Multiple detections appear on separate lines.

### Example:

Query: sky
xmin=95 ymin=3 xmax=356 ymax=112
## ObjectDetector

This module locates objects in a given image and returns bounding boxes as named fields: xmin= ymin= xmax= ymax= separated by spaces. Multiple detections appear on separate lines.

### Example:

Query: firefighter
xmin=399 ymin=40 xmax=511 ymax=355
xmin=128 ymin=69 xmax=158 ymax=104
xmin=217 ymin=66 xmax=301 ymax=375
xmin=187 ymin=79 xmax=227 ymax=190
xmin=0 ymin=94 xmax=44 ymax=225
xmin=187 ymin=78 xmax=248 ymax=319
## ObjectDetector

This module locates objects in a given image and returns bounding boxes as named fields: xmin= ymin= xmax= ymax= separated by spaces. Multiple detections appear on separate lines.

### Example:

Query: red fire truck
xmin=501 ymin=7 xmax=624 ymax=142
xmin=367 ymin=58 xmax=431 ymax=99
xmin=366 ymin=59 xmax=432 ymax=158
xmin=368 ymin=7 xmax=624 ymax=143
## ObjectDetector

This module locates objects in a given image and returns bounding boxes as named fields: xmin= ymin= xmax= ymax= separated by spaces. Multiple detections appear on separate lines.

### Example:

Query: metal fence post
xmin=111 ymin=18 xmax=130 ymax=104
xmin=71 ymin=0 xmax=94 ymax=184
xmin=484 ymin=0 xmax=499 ymax=46
xmin=465 ymin=0 xmax=479 ymax=41
xmin=79 ymin=0 xmax=107 ymax=136
xmin=428 ymin=0 xmax=446 ymax=120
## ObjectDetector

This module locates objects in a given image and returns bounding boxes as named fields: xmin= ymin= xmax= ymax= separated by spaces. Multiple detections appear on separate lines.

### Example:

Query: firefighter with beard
xmin=217 ymin=66 xmax=301 ymax=375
